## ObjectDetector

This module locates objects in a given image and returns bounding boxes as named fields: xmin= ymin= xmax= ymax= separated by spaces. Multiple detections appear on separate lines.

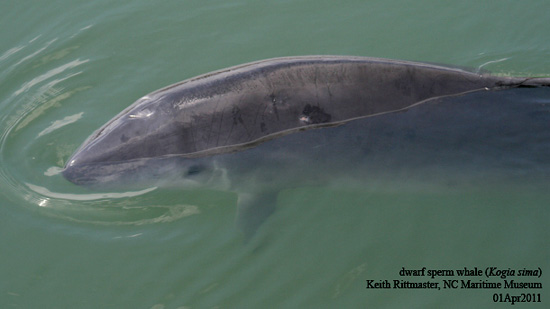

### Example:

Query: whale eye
xmin=186 ymin=164 xmax=205 ymax=176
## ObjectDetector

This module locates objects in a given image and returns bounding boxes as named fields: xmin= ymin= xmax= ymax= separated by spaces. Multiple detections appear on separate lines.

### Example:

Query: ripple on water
xmin=0 ymin=26 xmax=198 ymax=226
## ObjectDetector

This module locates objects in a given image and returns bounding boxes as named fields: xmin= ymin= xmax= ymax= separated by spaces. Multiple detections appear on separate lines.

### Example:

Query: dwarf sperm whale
xmin=63 ymin=56 xmax=550 ymax=237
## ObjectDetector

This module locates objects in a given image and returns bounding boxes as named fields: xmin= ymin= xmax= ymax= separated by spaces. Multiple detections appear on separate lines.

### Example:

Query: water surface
xmin=1 ymin=1 xmax=549 ymax=308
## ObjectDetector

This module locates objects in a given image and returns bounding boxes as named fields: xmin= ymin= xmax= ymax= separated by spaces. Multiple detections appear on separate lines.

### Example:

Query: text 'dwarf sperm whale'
xmin=63 ymin=56 xmax=550 ymax=238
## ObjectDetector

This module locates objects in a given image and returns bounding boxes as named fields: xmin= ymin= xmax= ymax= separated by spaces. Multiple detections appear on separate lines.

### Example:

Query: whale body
xmin=62 ymin=56 xmax=550 ymax=237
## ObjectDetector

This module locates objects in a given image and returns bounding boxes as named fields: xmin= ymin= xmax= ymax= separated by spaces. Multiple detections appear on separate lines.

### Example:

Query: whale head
xmin=62 ymin=95 xmax=225 ymax=189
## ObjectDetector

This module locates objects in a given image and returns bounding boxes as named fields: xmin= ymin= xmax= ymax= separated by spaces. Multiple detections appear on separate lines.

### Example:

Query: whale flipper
xmin=236 ymin=191 xmax=279 ymax=241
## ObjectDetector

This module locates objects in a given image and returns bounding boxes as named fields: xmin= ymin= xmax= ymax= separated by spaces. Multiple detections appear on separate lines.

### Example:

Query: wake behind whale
xmin=62 ymin=56 xmax=550 ymax=238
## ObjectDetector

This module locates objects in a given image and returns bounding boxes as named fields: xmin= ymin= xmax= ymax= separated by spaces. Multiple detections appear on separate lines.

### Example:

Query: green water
xmin=1 ymin=1 xmax=549 ymax=308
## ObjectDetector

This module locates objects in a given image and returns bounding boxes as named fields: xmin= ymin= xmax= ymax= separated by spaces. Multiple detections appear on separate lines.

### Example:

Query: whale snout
xmin=62 ymin=163 xmax=93 ymax=186
xmin=63 ymin=142 xmax=218 ymax=189
xmin=62 ymin=156 xmax=145 ymax=187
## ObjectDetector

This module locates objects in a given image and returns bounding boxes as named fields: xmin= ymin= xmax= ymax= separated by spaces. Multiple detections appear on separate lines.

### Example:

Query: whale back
xmin=70 ymin=56 xmax=510 ymax=166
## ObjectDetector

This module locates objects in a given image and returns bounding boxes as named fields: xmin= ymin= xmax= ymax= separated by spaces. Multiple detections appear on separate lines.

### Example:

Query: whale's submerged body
xmin=63 ymin=56 xmax=550 ymax=237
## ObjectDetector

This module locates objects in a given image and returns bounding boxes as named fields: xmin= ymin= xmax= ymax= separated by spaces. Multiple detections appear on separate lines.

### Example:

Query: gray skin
xmin=62 ymin=56 xmax=550 ymax=238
